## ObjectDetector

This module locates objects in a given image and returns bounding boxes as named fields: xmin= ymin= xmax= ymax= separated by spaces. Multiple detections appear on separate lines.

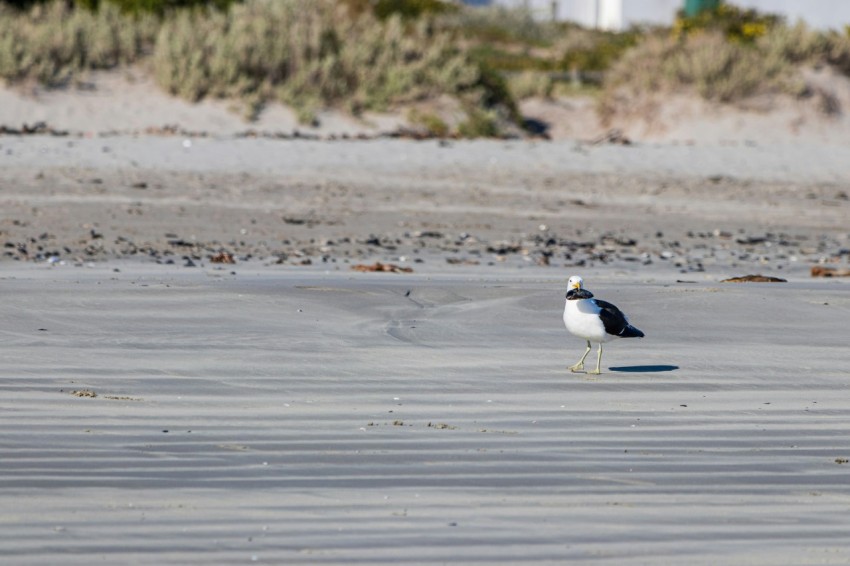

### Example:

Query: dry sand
xmin=0 ymin=136 xmax=849 ymax=281
xmin=2 ymin=75 xmax=850 ymax=564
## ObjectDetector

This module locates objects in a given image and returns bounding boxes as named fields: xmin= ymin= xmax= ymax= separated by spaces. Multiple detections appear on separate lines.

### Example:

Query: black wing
xmin=595 ymin=300 xmax=644 ymax=338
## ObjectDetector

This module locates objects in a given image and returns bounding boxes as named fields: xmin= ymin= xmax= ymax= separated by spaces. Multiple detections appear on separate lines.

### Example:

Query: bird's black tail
xmin=620 ymin=325 xmax=644 ymax=338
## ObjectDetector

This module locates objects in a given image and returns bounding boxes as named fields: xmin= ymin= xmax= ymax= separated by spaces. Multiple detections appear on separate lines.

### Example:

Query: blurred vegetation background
xmin=1 ymin=0 xmax=849 ymax=136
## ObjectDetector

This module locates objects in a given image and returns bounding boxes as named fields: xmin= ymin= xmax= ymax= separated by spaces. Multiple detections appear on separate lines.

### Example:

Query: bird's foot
xmin=588 ymin=369 xmax=601 ymax=375
xmin=569 ymin=363 xmax=584 ymax=372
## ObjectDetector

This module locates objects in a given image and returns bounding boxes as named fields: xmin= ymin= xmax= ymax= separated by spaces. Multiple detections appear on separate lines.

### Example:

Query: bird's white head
xmin=567 ymin=275 xmax=584 ymax=290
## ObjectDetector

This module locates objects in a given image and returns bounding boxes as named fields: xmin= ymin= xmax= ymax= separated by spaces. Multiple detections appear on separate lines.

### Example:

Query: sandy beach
xmin=1 ymin=136 xmax=848 ymax=278
xmin=1 ymin=260 xmax=849 ymax=564
xmin=2 ymin=73 xmax=850 ymax=563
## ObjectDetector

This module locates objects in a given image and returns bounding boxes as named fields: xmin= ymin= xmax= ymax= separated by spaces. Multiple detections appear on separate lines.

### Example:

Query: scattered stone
xmin=737 ymin=236 xmax=768 ymax=245
xmin=139 ymin=124 xmax=209 ymax=138
xmin=0 ymin=122 xmax=68 ymax=136
xmin=71 ymin=389 xmax=97 ymax=398
xmin=415 ymin=231 xmax=444 ymax=239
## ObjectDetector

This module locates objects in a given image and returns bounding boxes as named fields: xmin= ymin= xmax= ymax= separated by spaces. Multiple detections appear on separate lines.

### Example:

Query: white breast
xmin=563 ymin=298 xmax=612 ymax=343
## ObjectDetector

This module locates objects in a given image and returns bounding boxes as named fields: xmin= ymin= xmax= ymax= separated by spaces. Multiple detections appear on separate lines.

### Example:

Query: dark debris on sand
xmin=1 ymin=168 xmax=847 ymax=274
xmin=2 ymin=221 xmax=847 ymax=275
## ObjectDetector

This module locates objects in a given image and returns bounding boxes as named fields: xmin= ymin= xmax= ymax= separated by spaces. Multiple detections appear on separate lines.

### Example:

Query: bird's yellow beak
xmin=570 ymin=281 xmax=581 ymax=289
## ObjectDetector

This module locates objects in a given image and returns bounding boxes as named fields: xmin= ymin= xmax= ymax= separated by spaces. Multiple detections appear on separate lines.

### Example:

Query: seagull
xmin=563 ymin=275 xmax=644 ymax=374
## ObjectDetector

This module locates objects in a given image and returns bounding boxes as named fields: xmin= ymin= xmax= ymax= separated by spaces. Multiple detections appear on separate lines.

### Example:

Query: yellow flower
xmin=741 ymin=22 xmax=767 ymax=38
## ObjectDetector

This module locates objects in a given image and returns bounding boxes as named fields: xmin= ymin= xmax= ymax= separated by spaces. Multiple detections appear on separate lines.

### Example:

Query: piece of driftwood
xmin=811 ymin=266 xmax=850 ymax=277
xmin=351 ymin=262 xmax=413 ymax=273
xmin=210 ymin=251 xmax=236 ymax=264
xmin=721 ymin=274 xmax=787 ymax=283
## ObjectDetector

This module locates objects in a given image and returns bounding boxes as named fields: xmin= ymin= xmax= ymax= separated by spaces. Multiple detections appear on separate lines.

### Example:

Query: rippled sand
xmin=1 ymin=261 xmax=849 ymax=563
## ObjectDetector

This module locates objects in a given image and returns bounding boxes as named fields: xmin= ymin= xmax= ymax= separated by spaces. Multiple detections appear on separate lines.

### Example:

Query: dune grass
xmin=0 ymin=0 xmax=516 ymax=134
xmin=0 ymin=1 xmax=157 ymax=86
xmin=599 ymin=29 xmax=794 ymax=118
xmin=2 ymin=0 xmax=850 ymax=134
xmin=432 ymin=5 xmax=641 ymax=103
xmin=152 ymin=0 xmax=502 ymax=124
xmin=600 ymin=8 xmax=850 ymax=120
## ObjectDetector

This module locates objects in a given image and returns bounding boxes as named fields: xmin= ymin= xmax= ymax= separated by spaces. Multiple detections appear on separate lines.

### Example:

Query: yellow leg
xmin=588 ymin=343 xmax=603 ymax=375
xmin=570 ymin=340 xmax=592 ymax=372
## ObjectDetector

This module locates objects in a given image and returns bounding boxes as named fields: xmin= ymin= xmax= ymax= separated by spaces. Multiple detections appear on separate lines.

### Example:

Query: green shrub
xmin=467 ymin=44 xmax=552 ymax=73
xmin=407 ymin=108 xmax=450 ymax=137
xmin=1 ymin=0 xmax=239 ymax=13
xmin=457 ymin=105 xmax=500 ymax=138
xmin=673 ymin=3 xmax=782 ymax=43
xmin=1 ymin=0 xmax=39 ymax=8
xmin=557 ymin=26 xmax=641 ymax=72
xmin=337 ymin=0 xmax=456 ymax=20
xmin=436 ymin=5 xmax=559 ymax=46
xmin=436 ymin=5 xmax=640 ymax=73
xmin=372 ymin=0 xmax=456 ymax=20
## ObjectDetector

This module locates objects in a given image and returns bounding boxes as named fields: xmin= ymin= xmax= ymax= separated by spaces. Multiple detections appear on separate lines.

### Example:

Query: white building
xmin=466 ymin=0 xmax=850 ymax=31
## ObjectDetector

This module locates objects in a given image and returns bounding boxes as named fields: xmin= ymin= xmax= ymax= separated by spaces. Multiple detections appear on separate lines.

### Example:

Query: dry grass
xmin=505 ymin=70 xmax=554 ymax=100
xmin=648 ymin=31 xmax=789 ymax=100
xmin=760 ymin=22 xmax=850 ymax=75
xmin=152 ymin=0 xmax=494 ymax=123
xmin=407 ymin=108 xmax=451 ymax=137
xmin=5 ymin=0 xmax=850 ymax=134
xmin=0 ymin=0 xmax=514 ymax=134
xmin=436 ymin=5 xmax=560 ymax=46
xmin=435 ymin=5 xmax=639 ymax=105
xmin=0 ymin=1 xmax=157 ymax=87
xmin=599 ymin=21 xmax=850 ymax=121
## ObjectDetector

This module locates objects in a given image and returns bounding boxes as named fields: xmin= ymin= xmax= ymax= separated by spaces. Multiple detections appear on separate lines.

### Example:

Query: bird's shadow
xmin=609 ymin=365 xmax=679 ymax=373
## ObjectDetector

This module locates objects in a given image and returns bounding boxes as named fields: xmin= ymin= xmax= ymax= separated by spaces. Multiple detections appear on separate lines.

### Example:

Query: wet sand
xmin=1 ymin=261 xmax=849 ymax=564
